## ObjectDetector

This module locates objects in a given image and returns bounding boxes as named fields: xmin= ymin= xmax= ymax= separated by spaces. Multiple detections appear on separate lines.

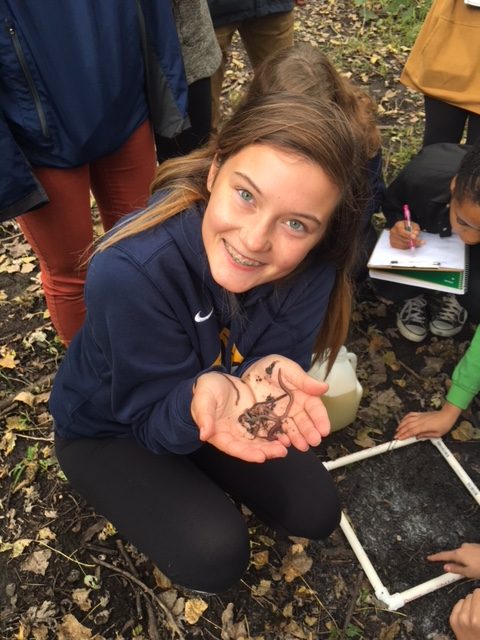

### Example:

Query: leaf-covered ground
xmin=1 ymin=2 xmax=480 ymax=639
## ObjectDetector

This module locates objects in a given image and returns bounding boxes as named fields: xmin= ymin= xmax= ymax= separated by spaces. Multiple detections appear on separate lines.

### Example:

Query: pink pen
xmin=403 ymin=204 xmax=415 ymax=250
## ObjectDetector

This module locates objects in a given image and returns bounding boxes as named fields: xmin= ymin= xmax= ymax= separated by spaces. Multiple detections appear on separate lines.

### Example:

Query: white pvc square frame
xmin=323 ymin=437 xmax=480 ymax=611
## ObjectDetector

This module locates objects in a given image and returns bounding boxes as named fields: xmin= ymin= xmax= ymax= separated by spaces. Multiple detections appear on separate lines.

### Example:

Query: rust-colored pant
xmin=17 ymin=119 xmax=156 ymax=345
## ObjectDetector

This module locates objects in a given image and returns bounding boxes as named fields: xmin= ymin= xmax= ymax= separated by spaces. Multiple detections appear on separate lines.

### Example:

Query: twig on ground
xmin=342 ymin=571 xmax=364 ymax=636
xmin=397 ymin=359 xmax=424 ymax=382
xmin=0 ymin=372 xmax=55 ymax=415
xmin=116 ymin=540 xmax=143 ymax=622
xmin=92 ymin=555 xmax=184 ymax=640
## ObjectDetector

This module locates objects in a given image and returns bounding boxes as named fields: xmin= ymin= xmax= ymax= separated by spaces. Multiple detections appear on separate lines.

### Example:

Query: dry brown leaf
xmin=184 ymin=597 xmax=208 ymax=624
xmin=13 ymin=391 xmax=35 ymax=407
xmin=32 ymin=626 xmax=49 ymax=640
xmin=354 ymin=427 xmax=380 ymax=449
xmin=153 ymin=565 xmax=172 ymax=589
xmin=220 ymin=602 xmax=247 ymax=640
xmin=252 ymin=550 xmax=269 ymax=569
xmin=383 ymin=350 xmax=399 ymax=370
xmin=72 ymin=588 xmax=92 ymax=612
xmin=0 ymin=430 xmax=17 ymax=455
xmin=57 ymin=613 xmax=105 ymax=640
xmin=0 ymin=538 xmax=33 ymax=557
xmin=37 ymin=527 xmax=56 ymax=542
xmin=251 ymin=579 xmax=271 ymax=597
xmin=281 ymin=543 xmax=313 ymax=582
xmin=6 ymin=415 xmax=28 ymax=431
xmin=21 ymin=548 xmax=51 ymax=575
xmin=452 ymin=420 xmax=480 ymax=441
xmin=0 ymin=346 xmax=17 ymax=369
xmin=379 ymin=619 xmax=401 ymax=640
xmin=283 ymin=619 xmax=308 ymax=638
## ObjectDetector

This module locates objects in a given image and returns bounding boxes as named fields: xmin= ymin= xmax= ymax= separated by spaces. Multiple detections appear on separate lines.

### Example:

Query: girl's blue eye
xmin=286 ymin=219 xmax=305 ymax=232
xmin=238 ymin=189 xmax=253 ymax=202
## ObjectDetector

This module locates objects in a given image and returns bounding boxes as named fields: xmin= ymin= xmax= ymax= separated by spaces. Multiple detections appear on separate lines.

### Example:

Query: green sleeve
xmin=446 ymin=326 xmax=480 ymax=410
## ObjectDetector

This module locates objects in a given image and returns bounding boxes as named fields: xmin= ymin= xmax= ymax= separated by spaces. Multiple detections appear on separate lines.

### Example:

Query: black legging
xmin=55 ymin=434 xmax=341 ymax=593
xmin=423 ymin=96 xmax=480 ymax=147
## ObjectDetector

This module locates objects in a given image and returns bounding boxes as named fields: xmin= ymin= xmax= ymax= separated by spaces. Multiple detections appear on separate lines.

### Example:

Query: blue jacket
xmin=0 ymin=0 xmax=189 ymax=222
xmin=208 ymin=0 xmax=294 ymax=28
xmin=50 ymin=200 xmax=335 ymax=455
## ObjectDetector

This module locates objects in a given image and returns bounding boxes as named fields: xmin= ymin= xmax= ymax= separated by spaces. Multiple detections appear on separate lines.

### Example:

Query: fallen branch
xmin=342 ymin=571 xmax=364 ymax=637
xmin=92 ymin=555 xmax=184 ymax=640
xmin=397 ymin=359 xmax=424 ymax=382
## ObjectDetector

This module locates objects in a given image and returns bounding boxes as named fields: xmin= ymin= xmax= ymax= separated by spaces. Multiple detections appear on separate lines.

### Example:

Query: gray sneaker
xmin=430 ymin=295 xmax=467 ymax=337
xmin=397 ymin=295 xmax=428 ymax=342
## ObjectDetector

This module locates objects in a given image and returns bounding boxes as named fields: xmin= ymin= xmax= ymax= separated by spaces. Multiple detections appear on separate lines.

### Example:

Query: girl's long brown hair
xmin=244 ymin=43 xmax=381 ymax=160
xmin=97 ymin=93 xmax=367 ymax=370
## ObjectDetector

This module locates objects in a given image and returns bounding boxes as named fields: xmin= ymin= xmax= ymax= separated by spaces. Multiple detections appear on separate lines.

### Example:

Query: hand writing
xmin=390 ymin=220 xmax=423 ymax=250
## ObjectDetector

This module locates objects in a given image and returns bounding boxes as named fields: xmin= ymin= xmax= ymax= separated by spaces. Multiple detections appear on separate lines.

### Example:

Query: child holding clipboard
xmin=377 ymin=141 xmax=480 ymax=342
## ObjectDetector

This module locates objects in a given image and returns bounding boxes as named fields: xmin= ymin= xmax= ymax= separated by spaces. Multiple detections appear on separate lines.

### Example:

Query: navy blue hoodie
xmin=50 ymin=203 xmax=335 ymax=455
xmin=0 ymin=0 xmax=188 ymax=221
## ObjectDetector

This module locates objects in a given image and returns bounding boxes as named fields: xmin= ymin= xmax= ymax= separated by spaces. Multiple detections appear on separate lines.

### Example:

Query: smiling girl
xmin=50 ymin=93 xmax=366 ymax=593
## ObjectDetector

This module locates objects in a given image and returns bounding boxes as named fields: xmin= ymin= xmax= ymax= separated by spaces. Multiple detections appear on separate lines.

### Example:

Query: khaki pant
xmin=210 ymin=10 xmax=294 ymax=130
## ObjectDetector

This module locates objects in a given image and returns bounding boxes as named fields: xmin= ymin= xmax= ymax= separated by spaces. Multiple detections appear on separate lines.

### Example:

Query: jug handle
xmin=347 ymin=352 xmax=357 ymax=370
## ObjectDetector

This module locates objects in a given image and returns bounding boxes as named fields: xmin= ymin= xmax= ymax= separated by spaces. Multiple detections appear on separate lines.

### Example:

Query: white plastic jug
xmin=308 ymin=346 xmax=363 ymax=432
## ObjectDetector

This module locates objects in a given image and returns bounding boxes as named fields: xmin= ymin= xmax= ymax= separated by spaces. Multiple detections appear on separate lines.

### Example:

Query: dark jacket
xmin=0 ymin=0 xmax=189 ymax=222
xmin=208 ymin=0 xmax=294 ymax=27
xmin=50 ymin=200 xmax=335 ymax=455
xmin=383 ymin=143 xmax=470 ymax=236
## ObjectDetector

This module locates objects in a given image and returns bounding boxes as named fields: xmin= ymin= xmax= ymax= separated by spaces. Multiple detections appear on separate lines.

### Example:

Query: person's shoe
xmin=429 ymin=295 xmax=468 ymax=337
xmin=397 ymin=295 xmax=428 ymax=342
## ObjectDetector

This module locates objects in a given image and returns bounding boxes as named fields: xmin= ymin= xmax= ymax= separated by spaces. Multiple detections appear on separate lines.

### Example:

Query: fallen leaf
xmin=0 ymin=346 xmax=17 ymax=369
xmin=13 ymin=391 xmax=35 ymax=407
xmin=283 ymin=619 xmax=308 ymax=638
xmin=57 ymin=613 xmax=105 ymax=640
xmin=452 ymin=420 xmax=480 ymax=441
xmin=0 ymin=430 xmax=17 ymax=455
xmin=281 ymin=543 xmax=313 ymax=582
xmin=252 ymin=550 xmax=269 ymax=569
xmin=72 ymin=588 xmax=93 ymax=612
xmin=6 ymin=415 xmax=29 ymax=431
xmin=354 ymin=427 xmax=379 ymax=449
xmin=37 ymin=527 xmax=56 ymax=542
xmin=32 ymin=626 xmax=49 ymax=640
xmin=379 ymin=619 xmax=401 ymax=639
xmin=21 ymin=548 xmax=51 ymax=575
xmin=184 ymin=597 xmax=208 ymax=624
xmin=220 ymin=602 xmax=247 ymax=640
xmin=153 ymin=565 xmax=172 ymax=589
xmin=251 ymin=579 xmax=271 ymax=597
xmin=0 ymin=538 xmax=33 ymax=557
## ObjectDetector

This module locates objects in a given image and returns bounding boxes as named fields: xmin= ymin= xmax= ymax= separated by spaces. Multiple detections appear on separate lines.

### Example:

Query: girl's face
xmin=202 ymin=144 xmax=341 ymax=293
xmin=449 ymin=197 xmax=480 ymax=245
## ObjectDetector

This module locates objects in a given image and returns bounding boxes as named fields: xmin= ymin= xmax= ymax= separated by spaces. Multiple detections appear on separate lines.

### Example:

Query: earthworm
xmin=238 ymin=368 xmax=294 ymax=441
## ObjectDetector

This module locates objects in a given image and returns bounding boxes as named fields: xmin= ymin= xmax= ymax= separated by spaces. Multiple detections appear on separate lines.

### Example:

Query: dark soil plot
xmin=332 ymin=440 xmax=480 ymax=593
